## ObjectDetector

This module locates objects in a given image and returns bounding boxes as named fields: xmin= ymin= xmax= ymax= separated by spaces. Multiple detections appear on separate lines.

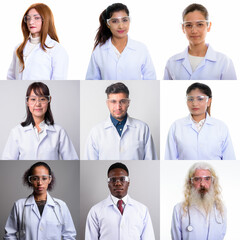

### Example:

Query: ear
xmin=207 ymin=97 xmax=212 ymax=107
xmin=182 ymin=24 xmax=186 ymax=34
xmin=49 ymin=96 xmax=52 ymax=103
xmin=207 ymin=21 xmax=212 ymax=32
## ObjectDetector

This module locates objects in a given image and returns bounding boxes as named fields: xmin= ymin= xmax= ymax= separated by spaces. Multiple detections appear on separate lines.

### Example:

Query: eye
xmin=194 ymin=177 xmax=200 ymax=182
xmin=30 ymin=97 xmax=36 ymax=101
xmin=197 ymin=22 xmax=204 ymax=27
xmin=205 ymin=176 xmax=211 ymax=181
xmin=187 ymin=97 xmax=194 ymax=102
xmin=111 ymin=19 xmax=118 ymax=24
xmin=197 ymin=97 xmax=204 ymax=101
xmin=119 ymin=177 xmax=125 ymax=182
xmin=185 ymin=24 xmax=192 ymax=28
xmin=122 ymin=17 xmax=129 ymax=22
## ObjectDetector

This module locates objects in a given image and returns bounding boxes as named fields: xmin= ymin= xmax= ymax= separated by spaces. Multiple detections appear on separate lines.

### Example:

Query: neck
xmin=191 ymin=113 xmax=206 ymax=122
xmin=34 ymin=192 xmax=47 ymax=201
xmin=111 ymin=36 xmax=128 ymax=53
xmin=188 ymin=42 xmax=207 ymax=57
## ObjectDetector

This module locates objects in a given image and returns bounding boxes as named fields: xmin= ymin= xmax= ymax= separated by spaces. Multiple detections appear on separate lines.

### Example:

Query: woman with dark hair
xmin=7 ymin=3 xmax=68 ymax=80
xmin=4 ymin=162 xmax=76 ymax=239
xmin=164 ymin=3 xmax=236 ymax=80
xmin=165 ymin=82 xmax=235 ymax=160
xmin=2 ymin=82 xmax=79 ymax=160
xmin=86 ymin=3 xmax=156 ymax=80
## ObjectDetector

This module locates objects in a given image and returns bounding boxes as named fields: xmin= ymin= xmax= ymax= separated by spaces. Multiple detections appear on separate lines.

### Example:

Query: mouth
xmin=34 ymin=108 xmax=42 ymax=111
xmin=117 ymin=30 xmax=125 ymax=34
xmin=192 ymin=108 xmax=199 ymax=111
xmin=37 ymin=187 xmax=44 ymax=191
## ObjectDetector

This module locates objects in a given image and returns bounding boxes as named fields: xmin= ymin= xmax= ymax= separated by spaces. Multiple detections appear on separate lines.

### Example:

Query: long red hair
xmin=16 ymin=3 xmax=59 ymax=71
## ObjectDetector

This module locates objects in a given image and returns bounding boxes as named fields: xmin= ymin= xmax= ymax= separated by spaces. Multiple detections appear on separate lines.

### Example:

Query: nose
xmin=114 ymin=179 xmax=122 ymax=185
xmin=191 ymin=25 xmax=198 ymax=33
xmin=29 ymin=17 xmax=35 ymax=24
xmin=115 ymin=102 xmax=122 ymax=109
xmin=118 ymin=21 xmax=124 ymax=28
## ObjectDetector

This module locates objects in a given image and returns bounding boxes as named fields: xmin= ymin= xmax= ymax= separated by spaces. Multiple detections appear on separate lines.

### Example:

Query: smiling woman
xmin=1 ymin=82 xmax=79 ymax=160
xmin=164 ymin=3 xmax=237 ymax=80
xmin=86 ymin=3 xmax=156 ymax=80
xmin=165 ymin=82 xmax=236 ymax=160
xmin=7 ymin=3 xmax=69 ymax=80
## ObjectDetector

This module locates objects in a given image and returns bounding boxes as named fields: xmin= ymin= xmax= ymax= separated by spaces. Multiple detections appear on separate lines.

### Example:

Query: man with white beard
xmin=171 ymin=162 xmax=226 ymax=240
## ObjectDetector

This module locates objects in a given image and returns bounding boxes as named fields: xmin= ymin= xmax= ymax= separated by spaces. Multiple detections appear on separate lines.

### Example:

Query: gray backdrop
xmin=0 ymin=161 xmax=80 ymax=240
xmin=80 ymin=80 xmax=160 ymax=159
xmin=0 ymin=81 xmax=80 ymax=159
xmin=80 ymin=161 xmax=160 ymax=239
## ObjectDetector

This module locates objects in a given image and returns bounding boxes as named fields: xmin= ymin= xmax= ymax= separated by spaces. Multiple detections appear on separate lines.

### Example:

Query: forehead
xmin=108 ymin=92 xmax=128 ymax=99
xmin=32 ymin=165 xmax=49 ymax=175
xmin=111 ymin=10 xmax=128 ymax=18
xmin=187 ymin=88 xmax=206 ymax=96
xmin=184 ymin=10 xmax=206 ymax=21
xmin=194 ymin=169 xmax=211 ymax=177
xmin=27 ymin=8 xmax=40 ymax=16
xmin=108 ymin=168 xmax=128 ymax=177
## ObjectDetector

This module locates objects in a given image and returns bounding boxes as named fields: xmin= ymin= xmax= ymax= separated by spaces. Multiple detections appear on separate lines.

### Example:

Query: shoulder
xmin=166 ymin=49 xmax=186 ymax=63
xmin=170 ymin=116 xmax=189 ymax=128
xmin=11 ymin=124 xmax=29 ymax=134
xmin=88 ymin=198 xmax=109 ymax=215
xmin=45 ymin=36 xmax=68 ymax=55
xmin=128 ymin=197 xmax=149 ymax=212
xmin=208 ymin=45 xmax=232 ymax=61
xmin=207 ymin=117 xmax=228 ymax=128
xmin=128 ymin=117 xmax=149 ymax=128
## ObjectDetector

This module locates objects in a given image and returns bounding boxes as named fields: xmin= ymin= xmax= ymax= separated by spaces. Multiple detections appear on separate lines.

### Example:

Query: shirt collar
xmin=25 ymin=192 xmax=55 ymax=207
xmin=110 ymin=194 xmax=128 ymax=205
xmin=23 ymin=123 xmax=56 ymax=132
xmin=184 ymin=112 xmax=214 ymax=125
xmin=110 ymin=114 xmax=127 ymax=127
xmin=104 ymin=115 xmax=136 ymax=129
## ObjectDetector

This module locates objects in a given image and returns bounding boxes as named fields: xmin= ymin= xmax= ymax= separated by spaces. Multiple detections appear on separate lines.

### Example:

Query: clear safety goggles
xmin=28 ymin=175 xmax=52 ymax=184
xmin=108 ymin=176 xmax=130 ymax=184
xmin=107 ymin=98 xmax=130 ymax=106
xmin=107 ymin=16 xmax=130 ymax=26
xmin=26 ymin=95 xmax=51 ymax=105
xmin=24 ymin=14 xmax=43 ymax=23
xmin=186 ymin=95 xmax=209 ymax=103
xmin=191 ymin=176 xmax=214 ymax=184
xmin=182 ymin=20 xmax=209 ymax=30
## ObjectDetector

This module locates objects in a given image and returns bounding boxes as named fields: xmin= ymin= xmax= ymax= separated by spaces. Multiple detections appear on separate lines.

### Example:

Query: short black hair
xmin=107 ymin=162 xmax=129 ymax=176
xmin=23 ymin=162 xmax=55 ymax=191
xmin=186 ymin=82 xmax=212 ymax=98
xmin=105 ymin=82 xmax=129 ymax=98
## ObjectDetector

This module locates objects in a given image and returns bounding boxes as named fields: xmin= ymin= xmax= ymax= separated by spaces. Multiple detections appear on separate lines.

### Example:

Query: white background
xmin=160 ymin=160 xmax=240 ymax=239
xmin=1 ymin=0 xmax=239 ymax=79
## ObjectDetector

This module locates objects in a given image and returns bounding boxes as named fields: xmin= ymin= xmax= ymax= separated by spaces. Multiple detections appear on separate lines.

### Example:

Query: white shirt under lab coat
xmin=165 ymin=114 xmax=235 ymax=160
xmin=164 ymin=44 xmax=237 ymax=80
xmin=7 ymin=35 xmax=69 ymax=80
xmin=2 ymin=123 xmax=79 ymax=160
xmin=4 ymin=192 xmax=76 ymax=240
xmin=84 ymin=116 xmax=158 ymax=160
xmin=86 ymin=37 xmax=156 ymax=80
xmin=85 ymin=195 xmax=155 ymax=240
xmin=171 ymin=202 xmax=226 ymax=240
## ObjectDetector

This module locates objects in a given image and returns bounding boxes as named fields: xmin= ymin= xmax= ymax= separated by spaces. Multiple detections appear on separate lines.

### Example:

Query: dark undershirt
xmin=36 ymin=200 xmax=46 ymax=216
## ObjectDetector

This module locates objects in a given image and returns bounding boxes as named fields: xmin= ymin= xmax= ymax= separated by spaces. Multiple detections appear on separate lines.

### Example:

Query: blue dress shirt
xmin=110 ymin=114 xmax=127 ymax=136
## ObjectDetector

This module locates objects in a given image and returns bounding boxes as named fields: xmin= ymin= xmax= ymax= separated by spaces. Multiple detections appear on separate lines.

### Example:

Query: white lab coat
xmin=164 ymin=44 xmax=237 ymax=80
xmin=85 ymin=195 xmax=155 ymax=240
xmin=86 ymin=37 xmax=156 ymax=80
xmin=2 ymin=123 xmax=79 ymax=160
xmin=84 ymin=116 xmax=158 ymax=160
xmin=171 ymin=202 xmax=226 ymax=240
xmin=7 ymin=35 xmax=69 ymax=80
xmin=165 ymin=114 xmax=235 ymax=160
xmin=4 ymin=192 xmax=76 ymax=240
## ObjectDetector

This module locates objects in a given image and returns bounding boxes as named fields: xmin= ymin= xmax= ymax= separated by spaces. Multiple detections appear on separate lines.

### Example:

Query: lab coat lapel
xmin=181 ymin=48 xmax=192 ymax=76
xmin=105 ymin=39 xmax=119 ymax=63
xmin=25 ymin=195 xmax=41 ymax=220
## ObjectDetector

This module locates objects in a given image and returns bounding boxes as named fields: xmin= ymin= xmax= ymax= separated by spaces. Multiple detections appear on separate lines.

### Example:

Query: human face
xmin=31 ymin=166 xmax=51 ymax=196
xmin=108 ymin=168 xmax=129 ymax=199
xmin=187 ymin=88 xmax=211 ymax=121
xmin=107 ymin=93 xmax=129 ymax=121
xmin=182 ymin=10 xmax=211 ymax=47
xmin=25 ymin=8 xmax=42 ymax=38
xmin=107 ymin=10 xmax=130 ymax=39
xmin=27 ymin=89 xmax=50 ymax=122
xmin=191 ymin=169 xmax=212 ymax=196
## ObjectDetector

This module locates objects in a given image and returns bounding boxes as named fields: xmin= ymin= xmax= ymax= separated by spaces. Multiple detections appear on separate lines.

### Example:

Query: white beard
xmin=189 ymin=185 xmax=215 ymax=215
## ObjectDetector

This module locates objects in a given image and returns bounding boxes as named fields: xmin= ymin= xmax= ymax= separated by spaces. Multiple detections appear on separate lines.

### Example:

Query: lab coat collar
xmin=104 ymin=115 xmax=136 ymax=129
xmin=184 ymin=113 xmax=214 ymax=126
xmin=103 ymin=37 xmax=136 ymax=51
xmin=22 ymin=123 xmax=56 ymax=132
xmin=24 ymin=192 xmax=55 ymax=207
xmin=174 ymin=44 xmax=217 ymax=74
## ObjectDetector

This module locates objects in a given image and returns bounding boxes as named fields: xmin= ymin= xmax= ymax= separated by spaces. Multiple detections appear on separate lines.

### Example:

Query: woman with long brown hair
xmin=7 ymin=3 xmax=68 ymax=80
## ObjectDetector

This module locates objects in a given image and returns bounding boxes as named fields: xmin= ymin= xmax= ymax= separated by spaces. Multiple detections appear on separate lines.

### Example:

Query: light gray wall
xmin=0 ymin=81 xmax=80 ymax=159
xmin=80 ymin=161 xmax=160 ymax=239
xmin=80 ymin=80 xmax=160 ymax=159
xmin=0 ymin=161 xmax=80 ymax=240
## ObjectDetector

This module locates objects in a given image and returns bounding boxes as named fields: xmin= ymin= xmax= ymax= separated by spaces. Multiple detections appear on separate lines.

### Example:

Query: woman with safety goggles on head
xmin=86 ymin=3 xmax=156 ymax=80
xmin=165 ymin=82 xmax=235 ymax=160
xmin=4 ymin=162 xmax=76 ymax=240
xmin=164 ymin=3 xmax=237 ymax=80
xmin=2 ymin=82 xmax=79 ymax=160
xmin=7 ymin=3 xmax=69 ymax=80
